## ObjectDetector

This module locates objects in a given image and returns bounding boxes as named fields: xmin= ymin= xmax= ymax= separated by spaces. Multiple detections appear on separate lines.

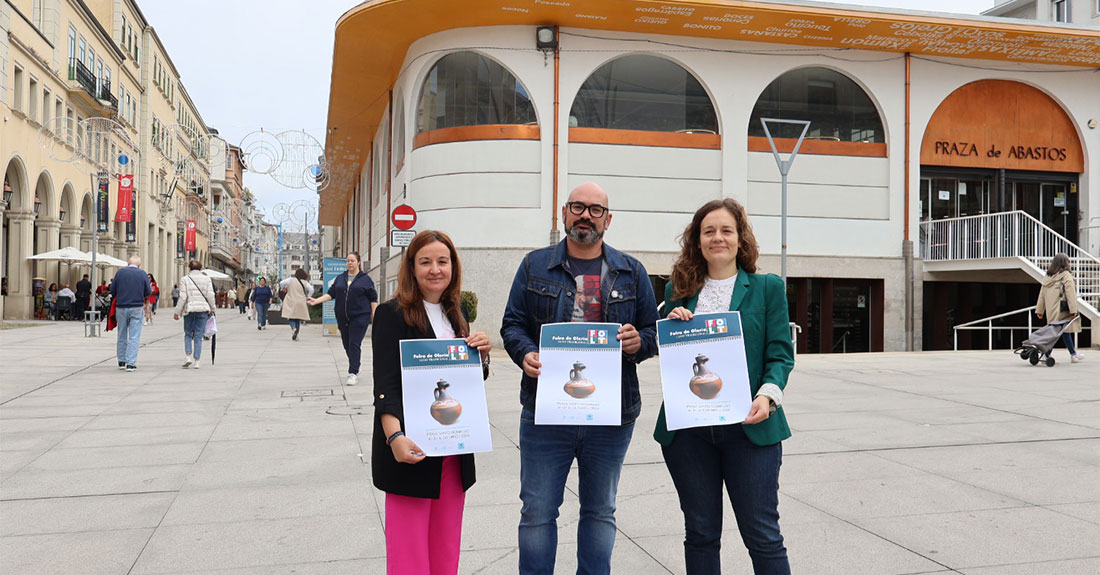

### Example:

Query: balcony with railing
xmin=67 ymin=58 xmax=97 ymax=100
xmin=67 ymin=58 xmax=117 ymax=112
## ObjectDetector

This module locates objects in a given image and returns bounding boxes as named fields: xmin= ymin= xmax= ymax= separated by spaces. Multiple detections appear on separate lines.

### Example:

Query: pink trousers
xmin=385 ymin=456 xmax=466 ymax=575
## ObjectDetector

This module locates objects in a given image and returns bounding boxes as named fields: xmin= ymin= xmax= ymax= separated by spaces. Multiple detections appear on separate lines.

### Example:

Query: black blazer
xmin=371 ymin=299 xmax=476 ymax=498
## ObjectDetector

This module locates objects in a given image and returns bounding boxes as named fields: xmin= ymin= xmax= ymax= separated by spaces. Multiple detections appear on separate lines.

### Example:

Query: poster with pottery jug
xmin=536 ymin=322 xmax=622 ymax=425
xmin=657 ymin=312 xmax=751 ymax=430
xmin=399 ymin=338 xmax=493 ymax=456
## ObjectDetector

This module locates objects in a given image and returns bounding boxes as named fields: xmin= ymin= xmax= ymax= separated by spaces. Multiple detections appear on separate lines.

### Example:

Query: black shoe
xmin=258 ymin=325 xmax=262 ymax=330
xmin=118 ymin=361 xmax=126 ymax=370
xmin=126 ymin=364 xmax=136 ymax=372
xmin=292 ymin=329 xmax=299 ymax=341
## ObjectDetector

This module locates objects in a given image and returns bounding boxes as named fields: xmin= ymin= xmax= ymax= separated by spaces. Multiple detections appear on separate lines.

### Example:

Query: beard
xmin=566 ymin=219 xmax=603 ymax=245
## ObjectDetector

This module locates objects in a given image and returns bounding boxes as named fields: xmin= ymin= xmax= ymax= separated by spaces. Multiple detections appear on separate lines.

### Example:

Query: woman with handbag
xmin=370 ymin=230 xmax=491 ymax=575
xmin=657 ymin=198 xmax=795 ymax=575
xmin=173 ymin=260 xmax=217 ymax=369
xmin=1035 ymin=253 xmax=1084 ymax=363
xmin=279 ymin=269 xmax=313 ymax=341
xmin=307 ymin=252 xmax=378 ymax=386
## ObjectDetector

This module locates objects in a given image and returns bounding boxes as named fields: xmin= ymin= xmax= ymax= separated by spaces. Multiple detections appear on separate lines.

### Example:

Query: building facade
xmin=319 ymin=1 xmax=1098 ymax=352
xmin=984 ymin=0 xmax=1100 ymax=25
xmin=276 ymin=230 xmax=322 ymax=282
xmin=1 ymin=0 xmax=213 ymax=319
xmin=209 ymin=142 xmax=245 ymax=281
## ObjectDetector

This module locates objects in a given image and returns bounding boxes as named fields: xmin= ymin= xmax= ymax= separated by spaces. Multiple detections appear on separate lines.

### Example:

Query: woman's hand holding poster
xmin=657 ymin=312 xmax=751 ymax=430
xmin=399 ymin=339 xmax=493 ymax=456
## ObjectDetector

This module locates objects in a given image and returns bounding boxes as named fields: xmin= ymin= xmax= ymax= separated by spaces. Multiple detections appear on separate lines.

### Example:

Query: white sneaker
xmin=346 ymin=373 xmax=358 ymax=386
xmin=192 ymin=359 xmax=201 ymax=370
xmin=182 ymin=355 xmax=193 ymax=368
xmin=1071 ymin=354 xmax=1085 ymax=363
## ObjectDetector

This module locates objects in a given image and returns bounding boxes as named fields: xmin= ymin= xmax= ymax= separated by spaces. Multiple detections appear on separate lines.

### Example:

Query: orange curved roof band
xmin=411 ymin=124 xmax=542 ymax=150
xmin=572 ymin=128 xmax=721 ymax=149
xmin=747 ymin=136 xmax=885 ymax=157
xmin=920 ymin=79 xmax=1084 ymax=173
xmin=322 ymin=0 xmax=1100 ymax=224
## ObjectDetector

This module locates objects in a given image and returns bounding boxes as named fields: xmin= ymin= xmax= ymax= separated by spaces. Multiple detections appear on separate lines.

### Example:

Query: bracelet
xmin=386 ymin=430 xmax=405 ymax=446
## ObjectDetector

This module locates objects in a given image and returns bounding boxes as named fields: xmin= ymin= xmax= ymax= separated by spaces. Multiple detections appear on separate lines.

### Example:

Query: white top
xmin=696 ymin=274 xmax=738 ymax=313
xmin=424 ymin=301 xmax=456 ymax=339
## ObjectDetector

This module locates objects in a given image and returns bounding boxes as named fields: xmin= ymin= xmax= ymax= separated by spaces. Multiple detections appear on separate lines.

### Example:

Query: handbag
xmin=1059 ymin=281 xmax=1070 ymax=313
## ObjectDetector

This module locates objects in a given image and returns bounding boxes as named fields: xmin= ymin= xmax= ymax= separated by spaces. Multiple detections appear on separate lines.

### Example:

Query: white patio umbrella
xmin=90 ymin=253 xmax=129 ymax=268
xmin=26 ymin=246 xmax=91 ymax=263
xmin=200 ymin=269 xmax=231 ymax=280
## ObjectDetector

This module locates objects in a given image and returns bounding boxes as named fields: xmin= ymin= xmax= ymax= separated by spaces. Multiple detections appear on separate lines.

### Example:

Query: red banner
xmin=115 ymin=174 xmax=134 ymax=222
xmin=185 ymin=220 xmax=197 ymax=251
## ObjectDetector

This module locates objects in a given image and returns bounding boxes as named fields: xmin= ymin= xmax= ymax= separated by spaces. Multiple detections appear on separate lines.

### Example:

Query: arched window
xmin=416 ymin=52 xmax=536 ymax=134
xmin=749 ymin=67 xmax=884 ymax=143
xmin=392 ymin=90 xmax=405 ymax=172
xmin=570 ymin=55 xmax=717 ymax=133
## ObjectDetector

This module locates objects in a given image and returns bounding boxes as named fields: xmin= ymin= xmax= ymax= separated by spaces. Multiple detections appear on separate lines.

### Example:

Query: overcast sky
xmin=139 ymin=0 xmax=997 ymax=228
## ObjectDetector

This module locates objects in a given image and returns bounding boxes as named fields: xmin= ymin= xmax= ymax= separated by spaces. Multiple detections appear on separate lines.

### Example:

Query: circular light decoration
xmin=118 ymin=154 xmax=129 ymax=166
xmin=217 ymin=217 xmax=224 ymax=223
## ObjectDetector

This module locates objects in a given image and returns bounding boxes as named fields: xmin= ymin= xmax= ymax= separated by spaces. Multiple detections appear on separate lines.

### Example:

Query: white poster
xmin=657 ymin=312 xmax=752 ymax=431
xmin=399 ymin=338 xmax=492 ymax=456
xmin=536 ymin=322 xmax=622 ymax=426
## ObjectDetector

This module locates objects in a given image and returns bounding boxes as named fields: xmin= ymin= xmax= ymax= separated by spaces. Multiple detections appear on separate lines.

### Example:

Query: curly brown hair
xmin=669 ymin=198 xmax=759 ymax=301
xmin=395 ymin=230 xmax=469 ymax=337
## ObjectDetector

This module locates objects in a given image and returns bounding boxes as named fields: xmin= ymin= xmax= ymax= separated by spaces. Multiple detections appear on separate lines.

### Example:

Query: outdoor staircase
xmin=920 ymin=210 xmax=1100 ymax=327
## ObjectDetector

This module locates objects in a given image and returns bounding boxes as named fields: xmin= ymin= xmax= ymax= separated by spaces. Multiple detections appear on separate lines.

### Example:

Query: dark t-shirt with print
xmin=568 ymin=255 xmax=602 ymax=322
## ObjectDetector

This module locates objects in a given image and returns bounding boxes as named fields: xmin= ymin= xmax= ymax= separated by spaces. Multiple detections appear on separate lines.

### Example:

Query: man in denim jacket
xmin=501 ymin=182 xmax=659 ymax=575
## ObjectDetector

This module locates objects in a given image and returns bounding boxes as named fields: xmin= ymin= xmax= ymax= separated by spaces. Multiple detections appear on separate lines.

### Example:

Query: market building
xmin=321 ymin=0 xmax=1100 ymax=352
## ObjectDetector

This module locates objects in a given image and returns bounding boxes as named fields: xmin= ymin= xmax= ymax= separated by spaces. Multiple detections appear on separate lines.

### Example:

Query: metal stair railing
xmin=953 ymin=305 xmax=1088 ymax=351
xmin=920 ymin=210 xmax=1100 ymax=311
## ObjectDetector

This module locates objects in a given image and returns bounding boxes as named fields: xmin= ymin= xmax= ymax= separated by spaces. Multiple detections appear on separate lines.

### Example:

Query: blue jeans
xmin=288 ymin=319 xmax=303 ymax=331
xmin=255 ymin=302 xmax=269 ymax=327
xmin=661 ymin=425 xmax=788 ymax=575
xmin=184 ymin=312 xmax=210 ymax=359
xmin=115 ymin=306 xmax=145 ymax=366
xmin=1063 ymin=333 xmax=1078 ymax=356
xmin=518 ymin=412 xmax=634 ymax=575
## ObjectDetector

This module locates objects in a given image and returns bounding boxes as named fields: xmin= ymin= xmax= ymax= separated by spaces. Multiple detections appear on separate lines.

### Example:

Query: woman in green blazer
xmin=656 ymin=198 xmax=795 ymax=575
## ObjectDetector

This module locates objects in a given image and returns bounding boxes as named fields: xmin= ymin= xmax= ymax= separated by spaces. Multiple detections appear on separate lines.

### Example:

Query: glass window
xmin=68 ymin=26 xmax=76 ymax=62
xmin=571 ymin=55 xmax=717 ymax=133
xmin=416 ymin=51 xmax=536 ymax=133
xmin=1052 ymin=0 xmax=1068 ymax=22
xmin=748 ymin=67 xmax=884 ymax=143
xmin=393 ymin=91 xmax=405 ymax=170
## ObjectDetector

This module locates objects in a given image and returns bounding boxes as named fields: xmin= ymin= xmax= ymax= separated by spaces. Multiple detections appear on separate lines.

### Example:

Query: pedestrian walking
xmin=110 ymin=256 xmax=152 ymax=371
xmin=500 ymin=182 xmax=660 ymax=575
xmin=173 ymin=259 xmax=217 ymax=369
xmin=1035 ymin=253 xmax=1084 ymax=363
xmin=370 ymin=230 xmax=491 ymax=575
xmin=251 ymin=277 xmax=273 ymax=330
xmin=658 ymin=198 xmax=795 ymax=575
xmin=144 ymin=274 xmax=159 ymax=325
xmin=171 ymin=284 xmax=180 ymax=307
xmin=227 ymin=286 xmax=237 ymax=310
xmin=237 ymin=283 xmax=250 ymax=314
xmin=75 ymin=274 xmax=92 ymax=318
xmin=279 ymin=269 xmax=312 ymax=341
xmin=307 ymin=252 xmax=378 ymax=385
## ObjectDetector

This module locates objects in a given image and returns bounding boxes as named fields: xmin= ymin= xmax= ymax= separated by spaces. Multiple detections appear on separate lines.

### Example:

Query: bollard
xmin=84 ymin=311 xmax=101 ymax=337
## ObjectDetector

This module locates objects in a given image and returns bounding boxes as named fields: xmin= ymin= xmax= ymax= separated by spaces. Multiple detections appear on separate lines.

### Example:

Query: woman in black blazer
xmin=371 ymin=230 xmax=491 ymax=575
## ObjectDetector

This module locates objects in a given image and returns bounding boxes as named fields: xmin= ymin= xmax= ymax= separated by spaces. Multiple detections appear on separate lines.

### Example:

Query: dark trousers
xmin=339 ymin=317 xmax=370 ymax=374
xmin=238 ymin=301 xmax=247 ymax=314
xmin=662 ymin=424 xmax=789 ymax=575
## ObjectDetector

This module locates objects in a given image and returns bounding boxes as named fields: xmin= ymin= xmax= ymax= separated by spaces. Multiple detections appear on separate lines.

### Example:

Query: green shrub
xmin=460 ymin=290 xmax=479 ymax=323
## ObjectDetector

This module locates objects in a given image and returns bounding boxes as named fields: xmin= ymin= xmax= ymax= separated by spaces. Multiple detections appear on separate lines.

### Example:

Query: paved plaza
xmin=1 ymin=312 xmax=1098 ymax=574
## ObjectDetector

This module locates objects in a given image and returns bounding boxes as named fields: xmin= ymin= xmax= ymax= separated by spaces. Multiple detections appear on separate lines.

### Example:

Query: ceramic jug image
xmin=689 ymin=354 xmax=723 ymax=400
xmin=430 ymin=380 xmax=462 ymax=425
xmin=563 ymin=361 xmax=596 ymax=399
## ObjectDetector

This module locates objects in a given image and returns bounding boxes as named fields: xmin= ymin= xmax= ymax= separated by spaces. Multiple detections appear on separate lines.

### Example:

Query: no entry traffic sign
xmin=392 ymin=204 xmax=417 ymax=230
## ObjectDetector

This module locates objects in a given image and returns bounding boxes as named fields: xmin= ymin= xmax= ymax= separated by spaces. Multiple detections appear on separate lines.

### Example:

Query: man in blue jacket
xmin=501 ymin=182 xmax=659 ymax=575
xmin=111 ymin=256 xmax=152 ymax=371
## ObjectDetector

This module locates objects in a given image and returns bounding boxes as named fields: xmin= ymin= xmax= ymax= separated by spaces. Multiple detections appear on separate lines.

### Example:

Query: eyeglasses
xmin=566 ymin=201 xmax=609 ymax=218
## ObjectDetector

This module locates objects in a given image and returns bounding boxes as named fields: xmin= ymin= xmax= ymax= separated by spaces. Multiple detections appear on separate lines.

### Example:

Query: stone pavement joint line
xmin=1 ymin=315 xmax=1097 ymax=574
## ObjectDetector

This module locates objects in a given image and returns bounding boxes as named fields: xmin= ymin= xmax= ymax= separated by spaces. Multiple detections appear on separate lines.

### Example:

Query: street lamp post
xmin=759 ymin=118 xmax=811 ymax=286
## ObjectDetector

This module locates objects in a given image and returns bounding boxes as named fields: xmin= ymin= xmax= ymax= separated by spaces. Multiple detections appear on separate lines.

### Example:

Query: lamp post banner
xmin=96 ymin=176 xmax=110 ymax=232
xmin=185 ymin=220 xmax=197 ymax=251
xmin=126 ymin=192 xmax=136 ymax=242
xmin=115 ymin=174 xmax=134 ymax=222
xmin=177 ymin=221 xmax=185 ymax=258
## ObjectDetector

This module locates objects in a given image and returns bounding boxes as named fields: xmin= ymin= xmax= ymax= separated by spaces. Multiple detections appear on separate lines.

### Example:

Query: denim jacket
xmin=500 ymin=240 xmax=660 ymax=424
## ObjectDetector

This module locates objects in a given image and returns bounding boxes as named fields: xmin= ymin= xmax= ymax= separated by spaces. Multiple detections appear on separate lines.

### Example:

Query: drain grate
xmin=326 ymin=405 xmax=371 ymax=416
xmin=281 ymin=388 xmax=336 ymax=397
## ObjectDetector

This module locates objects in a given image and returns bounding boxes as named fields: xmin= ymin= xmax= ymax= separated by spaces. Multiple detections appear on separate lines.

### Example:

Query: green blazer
xmin=653 ymin=269 xmax=795 ymax=447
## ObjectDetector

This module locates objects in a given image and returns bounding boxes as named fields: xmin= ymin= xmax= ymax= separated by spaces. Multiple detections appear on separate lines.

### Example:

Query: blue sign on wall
xmin=322 ymin=257 xmax=344 ymax=336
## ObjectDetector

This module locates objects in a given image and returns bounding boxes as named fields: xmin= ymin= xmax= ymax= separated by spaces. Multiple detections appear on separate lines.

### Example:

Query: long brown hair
xmin=396 ymin=230 xmax=469 ymax=336
xmin=1046 ymin=253 xmax=1070 ymax=276
xmin=670 ymin=198 xmax=760 ymax=301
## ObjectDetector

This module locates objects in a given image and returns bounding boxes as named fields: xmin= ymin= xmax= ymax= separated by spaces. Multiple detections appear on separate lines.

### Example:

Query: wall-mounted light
xmin=59 ymin=209 xmax=67 ymax=222
xmin=81 ymin=216 xmax=87 ymax=227
xmin=1089 ymin=119 xmax=1097 ymax=130
xmin=3 ymin=181 xmax=12 ymax=206
xmin=536 ymin=26 xmax=558 ymax=51
xmin=34 ymin=196 xmax=42 ymax=215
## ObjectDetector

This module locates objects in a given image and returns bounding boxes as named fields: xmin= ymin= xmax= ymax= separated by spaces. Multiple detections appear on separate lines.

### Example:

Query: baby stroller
xmin=1014 ymin=317 xmax=1078 ymax=367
